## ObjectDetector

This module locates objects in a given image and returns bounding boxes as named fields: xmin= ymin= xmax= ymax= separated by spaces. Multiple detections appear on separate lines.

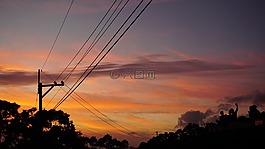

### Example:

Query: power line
xmin=41 ymin=71 xmax=143 ymax=138
xmin=54 ymin=0 xmax=152 ymax=110
xmin=63 ymin=0 xmax=128 ymax=82
xmin=75 ymin=123 xmax=104 ymax=136
xmin=42 ymin=0 xmax=75 ymax=70
xmin=37 ymin=0 xmax=152 ymax=140
xmin=59 ymin=85 xmax=142 ymax=138
xmin=70 ymin=86 xmax=144 ymax=138
xmin=41 ymin=70 xmax=55 ymax=81
xmin=47 ymin=0 xmax=123 ymax=106
xmin=55 ymin=0 xmax=118 ymax=81
xmin=54 ymin=0 xmax=144 ymax=109
xmin=73 ymin=95 xmax=136 ymax=137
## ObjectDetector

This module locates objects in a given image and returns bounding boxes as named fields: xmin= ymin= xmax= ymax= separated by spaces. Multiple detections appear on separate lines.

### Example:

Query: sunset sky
xmin=1 ymin=0 xmax=265 ymax=147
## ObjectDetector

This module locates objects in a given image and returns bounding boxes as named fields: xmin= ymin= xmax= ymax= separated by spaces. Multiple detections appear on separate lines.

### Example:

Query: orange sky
xmin=1 ymin=0 xmax=265 ymax=147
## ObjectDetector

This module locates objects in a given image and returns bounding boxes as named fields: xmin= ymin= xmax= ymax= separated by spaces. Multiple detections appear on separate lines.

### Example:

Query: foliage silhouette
xmin=0 ymin=99 xmax=129 ymax=149
xmin=2 ymin=99 xmax=265 ymax=149
xmin=138 ymin=104 xmax=265 ymax=149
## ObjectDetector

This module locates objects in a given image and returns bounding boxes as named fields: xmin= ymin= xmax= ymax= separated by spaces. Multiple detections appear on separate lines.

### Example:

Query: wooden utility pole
xmin=38 ymin=69 xmax=64 ymax=111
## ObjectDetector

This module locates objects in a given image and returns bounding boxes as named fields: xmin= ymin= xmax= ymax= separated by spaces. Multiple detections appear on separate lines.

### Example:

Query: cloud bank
xmin=0 ymin=56 xmax=254 ymax=86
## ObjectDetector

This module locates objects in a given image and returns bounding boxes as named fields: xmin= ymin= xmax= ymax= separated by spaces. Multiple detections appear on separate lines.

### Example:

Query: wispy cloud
xmin=0 ymin=55 xmax=256 ymax=86
xmin=91 ymin=57 xmax=253 ymax=77
xmin=0 ymin=69 xmax=35 ymax=86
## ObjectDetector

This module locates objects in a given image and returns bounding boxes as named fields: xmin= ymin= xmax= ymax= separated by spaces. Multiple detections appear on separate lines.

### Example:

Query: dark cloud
xmin=0 ymin=69 xmax=36 ymax=86
xmin=175 ymin=94 xmax=265 ymax=129
xmin=116 ymin=59 xmax=251 ymax=74
xmin=0 ymin=69 xmax=71 ymax=86
xmin=91 ymin=57 xmax=253 ymax=78
xmin=176 ymin=90 xmax=265 ymax=129
xmin=224 ymin=90 xmax=265 ymax=106
xmin=176 ymin=109 xmax=216 ymax=128
xmin=0 ymin=56 xmax=255 ymax=86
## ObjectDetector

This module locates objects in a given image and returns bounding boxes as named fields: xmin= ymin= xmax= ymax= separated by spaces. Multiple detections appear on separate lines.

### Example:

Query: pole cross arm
xmin=41 ymin=81 xmax=64 ymax=99
xmin=42 ymin=81 xmax=64 ymax=87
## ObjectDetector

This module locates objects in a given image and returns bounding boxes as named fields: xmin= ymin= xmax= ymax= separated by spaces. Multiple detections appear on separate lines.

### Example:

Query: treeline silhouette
xmin=0 ymin=99 xmax=129 ymax=149
xmin=138 ymin=103 xmax=265 ymax=149
xmin=2 ymin=99 xmax=265 ymax=149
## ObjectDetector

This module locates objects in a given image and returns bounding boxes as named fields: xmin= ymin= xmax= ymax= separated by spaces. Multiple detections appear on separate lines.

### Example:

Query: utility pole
xmin=38 ymin=69 xmax=64 ymax=111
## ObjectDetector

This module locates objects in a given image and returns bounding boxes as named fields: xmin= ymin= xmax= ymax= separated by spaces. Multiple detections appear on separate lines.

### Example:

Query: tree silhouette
xmin=0 ymin=99 xmax=130 ymax=149
xmin=138 ymin=104 xmax=265 ymax=149
xmin=96 ymin=134 xmax=129 ymax=149
xmin=0 ymin=101 xmax=88 ymax=148
xmin=88 ymin=136 xmax=97 ymax=148
xmin=0 ymin=100 xmax=22 ymax=148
